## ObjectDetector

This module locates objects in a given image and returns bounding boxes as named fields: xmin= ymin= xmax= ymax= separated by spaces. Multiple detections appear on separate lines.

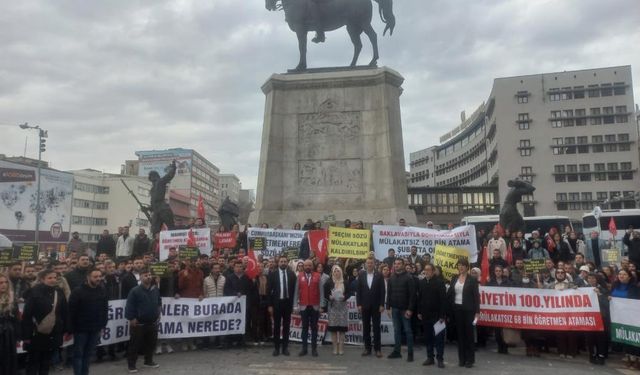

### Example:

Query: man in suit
xmin=268 ymin=255 xmax=297 ymax=356
xmin=293 ymin=259 xmax=324 ymax=357
xmin=417 ymin=263 xmax=447 ymax=368
xmin=356 ymin=256 xmax=385 ymax=358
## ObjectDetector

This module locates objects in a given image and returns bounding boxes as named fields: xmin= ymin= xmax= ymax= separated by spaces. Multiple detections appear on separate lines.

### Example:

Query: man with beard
xmin=69 ymin=269 xmax=109 ymax=375
xmin=65 ymin=255 xmax=92 ymax=291
xmin=132 ymin=229 xmax=151 ymax=258
xmin=121 ymin=257 xmax=145 ymax=299
xmin=293 ymin=259 xmax=324 ymax=357
xmin=97 ymin=230 xmax=117 ymax=259
xmin=268 ymin=255 xmax=297 ymax=356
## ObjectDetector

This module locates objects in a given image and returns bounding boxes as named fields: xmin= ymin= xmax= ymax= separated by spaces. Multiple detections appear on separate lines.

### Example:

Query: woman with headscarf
xmin=0 ymin=274 xmax=20 ymax=375
xmin=324 ymin=265 xmax=350 ymax=355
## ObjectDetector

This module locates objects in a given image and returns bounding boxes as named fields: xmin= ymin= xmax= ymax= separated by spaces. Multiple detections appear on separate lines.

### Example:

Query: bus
xmin=461 ymin=215 xmax=573 ymax=237
xmin=581 ymin=208 xmax=640 ymax=254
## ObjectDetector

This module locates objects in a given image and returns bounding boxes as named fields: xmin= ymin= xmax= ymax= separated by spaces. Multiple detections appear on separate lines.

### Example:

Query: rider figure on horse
xmin=311 ymin=0 xmax=329 ymax=43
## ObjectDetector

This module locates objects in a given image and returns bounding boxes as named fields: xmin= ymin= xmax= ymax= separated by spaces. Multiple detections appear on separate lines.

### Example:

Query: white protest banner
xmin=247 ymin=228 xmax=306 ymax=258
xmin=478 ymin=286 xmax=603 ymax=331
xmin=99 ymin=296 xmax=246 ymax=346
xmin=159 ymin=229 xmax=212 ymax=260
xmin=288 ymin=313 xmax=328 ymax=345
xmin=611 ymin=297 xmax=640 ymax=348
xmin=373 ymin=225 xmax=478 ymax=262
xmin=324 ymin=296 xmax=394 ymax=346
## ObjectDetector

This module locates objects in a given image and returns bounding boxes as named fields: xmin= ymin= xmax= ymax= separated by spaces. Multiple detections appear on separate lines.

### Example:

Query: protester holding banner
xmin=22 ymin=269 xmax=70 ymax=375
xmin=447 ymin=258 xmax=480 ymax=368
xmin=417 ymin=263 xmax=447 ymax=368
xmin=125 ymin=268 xmax=161 ymax=373
xmin=0 ymin=273 xmax=19 ymax=375
xmin=268 ymin=255 xmax=297 ymax=357
xmin=356 ymin=256 xmax=385 ymax=358
xmin=68 ymin=268 xmax=109 ymax=375
xmin=293 ymin=259 xmax=323 ymax=357
xmin=223 ymin=260 xmax=253 ymax=347
xmin=486 ymin=265 xmax=511 ymax=354
xmin=386 ymin=258 xmax=416 ymax=362
xmin=324 ymin=265 xmax=350 ymax=356
xmin=584 ymin=273 xmax=609 ymax=365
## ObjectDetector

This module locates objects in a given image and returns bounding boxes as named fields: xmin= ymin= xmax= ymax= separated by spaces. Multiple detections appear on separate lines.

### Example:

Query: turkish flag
xmin=245 ymin=249 xmax=260 ymax=279
xmin=197 ymin=194 xmax=206 ymax=220
xmin=608 ymin=217 xmax=618 ymax=237
xmin=505 ymin=243 xmax=513 ymax=266
xmin=309 ymin=229 xmax=328 ymax=264
xmin=186 ymin=228 xmax=197 ymax=247
xmin=480 ymin=245 xmax=490 ymax=285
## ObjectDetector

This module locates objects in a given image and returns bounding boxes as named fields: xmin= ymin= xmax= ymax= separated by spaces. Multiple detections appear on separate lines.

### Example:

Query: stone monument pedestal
xmin=249 ymin=67 xmax=416 ymax=226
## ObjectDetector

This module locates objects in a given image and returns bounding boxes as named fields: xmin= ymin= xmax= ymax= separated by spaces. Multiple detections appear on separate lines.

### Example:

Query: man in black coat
xmin=132 ymin=229 xmax=151 ymax=258
xmin=417 ymin=264 xmax=447 ymax=368
xmin=121 ymin=257 xmax=145 ymax=299
xmin=386 ymin=258 xmax=416 ymax=362
xmin=267 ymin=255 xmax=297 ymax=356
xmin=356 ymin=256 xmax=385 ymax=358
xmin=224 ymin=260 xmax=254 ymax=347
xmin=624 ymin=229 xmax=640 ymax=267
xmin=65 ymin=255 xmax=92 ymax=291
xmin=96 ymin=229 xmax=117 ymax=259
xmin=69 ymin=268 xmax=109 ymax=375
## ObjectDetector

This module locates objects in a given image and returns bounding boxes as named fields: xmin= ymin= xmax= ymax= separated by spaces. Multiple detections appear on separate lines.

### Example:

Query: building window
xmin=594 ymin=163 xmax=606 ymax=181
xmin=517 ymin=92 xmax=529 ymax=103
xmin=552 ymin=138 xmax=564 ymax=155
xmin=581 ymin=192 xmax=593 ymax=210
xmin=579 ymin=164 xmax=591 ymax=181
xmin=608 ymin=162 xmax=620 ymax=181
xmin=577 ymin=136 xmax=589 ymax=153
xmin=601 ymin=83 xmax=613 ymax=97
xmin=575 ymin=108 xmax=587 ymax=126
xmin=592 ymin=135 xmax=604 ymax=153
xmin=574 ymin=86 xmax=585 ymax=99
xmin=614 ymin=82 xmax=626 ymax=95
xmin=520 ymin=166 xmax=533 ymax=182
xmin=564 ymin=137 xmax=576 ymax=154
xmin=567 ymin=164 xmax=578 ymax=182
xmin=590 ymin=107 xmax=602 ymax=125
xmin=549 ymin=89 xmax=561 ymax=101
xmin=603 ymin=107 xmax=615 ymax=124
xmin=568 ymin=192 xmax=581 ymax=210
xmin=588 ymin=85 xmax=600 ymax=98
xmin=561 ymin=88 xmax=572 ymax=100
xmin=597 ymin=192 xmax=608 ymax=202
xmin=519 ymin=121 xmax=530 ymax=130
xmin=519 ymin=139 xmax=532 ymax=156
xmin=604 ymin=134 xmax=617 ymax=152
xmin=554 ymin=165 xmax=566 ymax=182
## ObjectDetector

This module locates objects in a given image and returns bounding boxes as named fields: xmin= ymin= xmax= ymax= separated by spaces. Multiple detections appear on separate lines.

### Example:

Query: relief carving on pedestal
xmin=298 ymin=159 xmax=363 ymax=194
xmin=297 ymin=98 xmax=361 ymax=160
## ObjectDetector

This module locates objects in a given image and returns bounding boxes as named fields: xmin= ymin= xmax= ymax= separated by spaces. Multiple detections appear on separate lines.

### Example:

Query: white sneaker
xmin=166 ymin=344 xmax=174 ymax=354
xmin=155 ymin=345 xmax=162 ymax=355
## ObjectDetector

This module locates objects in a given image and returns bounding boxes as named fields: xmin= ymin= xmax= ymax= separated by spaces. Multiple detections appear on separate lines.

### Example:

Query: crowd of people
xmin=1 ymin=217 xmax=640 ymax=375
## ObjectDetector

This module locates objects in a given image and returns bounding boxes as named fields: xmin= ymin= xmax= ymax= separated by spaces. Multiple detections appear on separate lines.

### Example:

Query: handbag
xmin=36 ymin=290 xmax=58 ymax=335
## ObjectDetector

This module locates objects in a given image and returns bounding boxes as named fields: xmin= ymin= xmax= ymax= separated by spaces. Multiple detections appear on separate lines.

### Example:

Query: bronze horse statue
xmin=265 ymin=0 xmax=396 ymax=71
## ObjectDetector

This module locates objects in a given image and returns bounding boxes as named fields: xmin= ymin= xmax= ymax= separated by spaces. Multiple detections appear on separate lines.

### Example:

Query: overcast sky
xmin=1 ymin=0 xmax=639 ymax=193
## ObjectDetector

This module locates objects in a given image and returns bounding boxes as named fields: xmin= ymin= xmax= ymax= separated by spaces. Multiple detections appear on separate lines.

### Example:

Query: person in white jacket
xmin=116 ymin=226 xmax=135 ymax=259
xmin=202 ymin=263 xmax=226 ymax=348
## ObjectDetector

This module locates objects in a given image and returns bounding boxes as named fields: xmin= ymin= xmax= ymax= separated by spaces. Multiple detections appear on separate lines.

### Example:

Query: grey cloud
xmin=1 ymin=0 xmax=639 ymax=193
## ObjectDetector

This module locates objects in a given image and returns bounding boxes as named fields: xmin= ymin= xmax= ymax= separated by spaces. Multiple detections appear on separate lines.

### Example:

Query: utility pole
xmin=19 ymin=123 xmax=47 ymax=246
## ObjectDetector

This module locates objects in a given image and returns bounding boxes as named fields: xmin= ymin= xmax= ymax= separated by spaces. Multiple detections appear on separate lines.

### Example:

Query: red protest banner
xmin=478 ymin=286 xmax=603 ymax=331
xmin=214 ymin=232 xmax=237 ymax=250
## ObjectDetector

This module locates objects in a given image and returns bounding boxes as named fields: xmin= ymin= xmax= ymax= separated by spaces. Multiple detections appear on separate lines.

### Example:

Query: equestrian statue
xmin=265 ymin=0 xmax=396 ymax=71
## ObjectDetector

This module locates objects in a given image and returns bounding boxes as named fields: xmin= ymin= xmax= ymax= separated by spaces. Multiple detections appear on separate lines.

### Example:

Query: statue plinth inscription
xmin=250 ymin=67 xmax=416 ymax=225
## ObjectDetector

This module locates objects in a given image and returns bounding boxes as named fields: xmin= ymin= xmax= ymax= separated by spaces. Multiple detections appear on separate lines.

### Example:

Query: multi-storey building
xmin=125 ymin=148 xmax=220 ymax=224
xmin=219 ymin=174 xmax=241 ymax=203
xmin=69 ymin=169 xmax=151 ymax=242
xmin=409 ymin=66 xmax=639 ymax=221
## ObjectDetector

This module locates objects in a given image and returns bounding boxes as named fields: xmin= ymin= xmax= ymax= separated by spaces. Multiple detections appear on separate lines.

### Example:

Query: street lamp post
xmin=19 ymin=123 xmax=47 ymax=246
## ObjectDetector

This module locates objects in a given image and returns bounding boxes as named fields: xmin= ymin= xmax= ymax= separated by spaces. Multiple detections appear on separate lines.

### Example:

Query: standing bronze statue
xmin=265 ymin=0 xmax=396 ymax=71
xmin=148 ymin=161 xmax=177 ymax=237
xmin=499 ymin=179 xmax=536 ymax=234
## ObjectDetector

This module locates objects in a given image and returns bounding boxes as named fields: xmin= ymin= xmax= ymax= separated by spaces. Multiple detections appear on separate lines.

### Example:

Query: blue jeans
xmin=391 ymin=308 xmax=413 ymax=353
xmin=73 ymin=331 xmax=101 ymax=375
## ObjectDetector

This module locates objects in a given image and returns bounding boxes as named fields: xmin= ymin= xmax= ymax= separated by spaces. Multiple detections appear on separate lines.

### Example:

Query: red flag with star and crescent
xmin=197 ymin=194 xmax=206 ymax=220
xmin=186 ymin=228 xmax=197 ymax=247
xmin=609 ymin=217 xmax=618 ymax=237
xmin=309 ymin=229 xmax=328 ymax=264
xmin=245 ymin=249 xmax=260 ymax=279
